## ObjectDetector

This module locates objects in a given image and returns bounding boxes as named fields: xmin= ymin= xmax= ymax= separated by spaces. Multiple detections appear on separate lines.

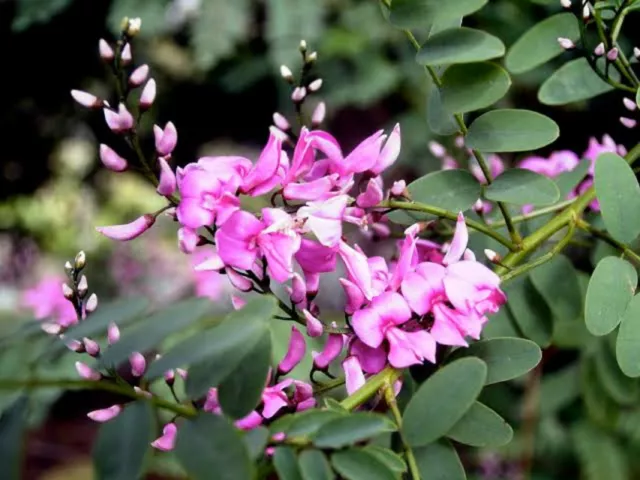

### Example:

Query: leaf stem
xmin=384 ymin=383 xmax=421 ymax=480
xmin=576 ymin=218 xmax=640 ymax=264
xmin=339 ymin=366 xmax=400 ymax=411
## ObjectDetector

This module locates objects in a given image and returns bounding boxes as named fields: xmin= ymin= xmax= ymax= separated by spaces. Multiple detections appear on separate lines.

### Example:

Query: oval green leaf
xmin=243 ymin=427 xmax=269 ymax=461
xmin=586 ymin=257 xmax=638 ymax=336
xmin=595 ymin=152 xmax=640 ymax=243
xmin=446 ymin=401 xmax=513 ymax=447
xmin=407 ymin=169 xmax=482 ymax=215
xmin=175 ymin=414 xmax=253 ymax=480
xmin=298 ymin=450 xmax=334 ymax=480
xmin=274 ymin=446 xmax=304 ymax=480
xmin=616 ymin=294 xmax=640 ymax=377
xmin=413 ymin=440 xmax=466 ymax=480
xmin=538 ymin=58 xmax=614 ymax=105
xmin=279 ymin=410 xmax=346 ymax=438
xmin=530 ymin=255 xmax=582 ymax=321
xmin=505 ymin=13 xmax=580 ymax=74
xmin=441 ymin=62 xmax=511 ymax=113
xmin=403 ymin=357 xmax=487 ymax=446
xmin=594 ymin=340 xmax=639 ymax=405
xmin=416 ymin=27 xmax=505 ymax=66
xmin=554 ymin=160 xmax=590 ymax=199
xmin=427 ymin=86 xmax=459 ymax=135
xmin=331 ymin=449 xmax=397 ymax=480
xmin=313 ymin=412 xmax=396 ymax=449
xmin=503 ymin=276 xmax=553 ymax=347
xmin=389 ymin=0 xmax=487 ymax=29
xmin=448 ymin=337 xmax=541 ymax=385
xmin=93 ymin=401 xmax=154 ymax=480
xmin=361 ymin=446 xmax=407 ymax=473
xmin=466 ymin=109 xmax=559 ymax=153
xmin=485 ymin=168 xmax=560 ymax=206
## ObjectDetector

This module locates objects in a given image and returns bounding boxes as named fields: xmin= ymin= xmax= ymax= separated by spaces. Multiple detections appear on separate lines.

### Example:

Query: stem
xmin=381 ymin=200 xmax=516 ymax=250
xmin=313 ymin=376 xmax=346 ymax=395
xmin=576 ymin=218 xmax=640 ymax=264
xmin=384 ymin=383 xmax=421 ymax=480
xmin=0 ymin=378 xmax=196 ymax=417
xmin=490 ymin=199 xmax=577 ymax=227
xmin=340 ymin=366 xmax=400 ymax=411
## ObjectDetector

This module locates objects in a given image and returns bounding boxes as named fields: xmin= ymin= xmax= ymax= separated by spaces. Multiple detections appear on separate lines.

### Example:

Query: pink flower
xmin=130 ymin=352 xmax=146 ymax=377
xmin=154 ymin=122 xmax=178 ymax=157
xmin=103 ymin=103 xmax=134 ymax=133
xmin=261 ymin=379 xmax=315 ymax=418
xmin=22 ymin=276 xmax=77 ymax=327
xmin=76 ymin=361 xmax=101 ymax=380
xmin=151 ymin=423 xmax=178 ymax=451
xmin=96 ymin=214 xmax=155 ymax=241
xmin=470 ymin=155 xmax=504 ymax=184
xmin=215 ymin=210 xmax=262 ymax=270
xmin=99 ymin=144 xmax=128 ymax=171
xmin=241 ymin=132 xmax=284 ymax=196
xmin=140 ymin=79 xmax=156 ymax=109
xmin=157 ymin=157 xmax=177 ymax=195
xmin=442 ymin=213 xmax=468 ymax=266
xmin=295 ymin=238 xmax=337 ymax=275
xmin=204 ymin=388 xmax=263 ymax=429
xmin=519 ymin=150 xmax=580 ymax=178
xmin=298 ymin=195 xmax=348 ymax=247
xmin=303 ymin=309 xmax=324 ymax=337
xmin=356 ymin=179 xmax=384 ymax=208
xmin=313 ymin=332 xmax=345 ymax=369
xmin=370 ymin=123 xmax=401 ymax=175
xmin=343 ymin=356 xmax=366 ymax=395
xmin=583 ymin=134 xmax=626 ymax=174
xmin=349 ymin=338 xmax=387 ymax=374
xmin=87 ymin=405 xmax=122 ymax=422
xmin=278 ymin=327 xmax=306 ymax=374
xmin=191 ymin=247 xmax=227 ymax=300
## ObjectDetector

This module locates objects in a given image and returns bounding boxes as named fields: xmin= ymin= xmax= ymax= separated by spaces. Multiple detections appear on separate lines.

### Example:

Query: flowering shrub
xmin=6 ymin=2 xmax=640 ymax=479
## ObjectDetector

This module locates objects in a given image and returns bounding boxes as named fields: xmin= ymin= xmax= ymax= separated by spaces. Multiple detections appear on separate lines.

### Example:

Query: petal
xmin=351 ymin=307 xmax=385 ymax=348
xmin=371 ymin=291 xmax=412 ymax=325
xmin=386 ymin=328 xmax=421 ymax=368
xmin=350 ymin=339 xmax=387 ymax=374
xmin=215 ymin=211 xmax=262 ymax=270
xmin=442 ymin=212 xmax=468 ymax=265
xmin=278 ymin=326 xmax=306 ymax=374
xmin=431 ymin=304 xmax=468 ymax=346
xmin=342 ymin=356 xmax=366 ymax=395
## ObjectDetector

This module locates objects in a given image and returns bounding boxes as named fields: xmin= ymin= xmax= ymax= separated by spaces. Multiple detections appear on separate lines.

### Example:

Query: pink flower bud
xmin=231 ymin=295 xmax=247 ymax=310
xmin=85 ymin=293 xmax=98 ymax=313
xmin=607 ymin=47 xmax=619 ymax=61
xmin=157 ymin=157 xmax=177 ymax=196
xmin=120 ymin=43 xmax=132 ymax=64
xmin=108 ymin=322 xmax=120 ymax=345
xmin=623 ymin=98 xmax=637 ymax=111
xmin=83 ymin=337 xmax=100 ymax=357
xmin=620 ymin=117 xmax=637 ymax=128
xmin=391 ymin=180 xmax=406 ymax=197
xmin=96 ymin=214 xmax=155 ymax=241
xmin=428 ymin=141 xmax=446 ymax=158
xmin=308 ymin=78 xmax=323 ymax=92
xmin=87 ymin=404 xmax=122 ymax=422
xmin=75 ymin=361 xmax=101 ymax=380
xmin=176 ymin=368 xmax=188 ymax=379
xmin=304 ymin=272 xmax=320 ymax=296
xmin=71 ymin=90 xmax=101 ymax=109
xmin=99 ymin=39 xmax=115 ymax=61
xmin=484 ymin=249 xmax=500 ymax=263
xmin=463 ymin=249 xmax=476 ymax=261
xmin=343 ymin=356 xmax=365 ymax=395
xmin=41 ymin=323 xmax=62 ymax=335
xmin=311 ymin=101 xmax=326 ymax=126
xmin=130 ymin=352 xmax=146 ymax=377
xmin=594 ymin=42 xmax=605 ymax=56
xmin=140 ymin=79 xmax=156 ymax=110
xmin=272 ymin=432 xmax=286 ymax=442
xmin=129 ymin=64 xmax=149 ymax=87
xmin=635 ymin=47 xmax=640 ymax=59
xmin=560 ymin=0 xmax=571 ymax=8
xmin=292 ymin=87 xmax=307 ymax=102
xmin=280 ymin=65 xmax=293 ymax=82
xmin=103 ymin=104 xmax=134 ymax=133
xmin=272 ymin=112 xmax=290 ymax=131
xmin=582 ymin=4 xmax=590 ymax=19
xmin=154 ymin=122 xmax=178 ymax=156
xmin=303 ymin=309 xmax=323 ymax=337
xmin=557 ymin=37 xmax=574 ymax=50
xmin=178 ymin=227 xmax=199 ymax=254
xmin=164 ymin=369 xmax=175 ymax=386
xmin=313 ymin=333 xmax=345 ymax=369
xmin=65 ymin=338 xmax=84 ymax=352
xmin=62 ymin=283 xmax=74 ymax=299
xmin=227 ymin=269 xmax=253 ymax=292
xmin=278 ymin=327 xmax=306 ymax=374
xmin=99 ymin=144 xmax=128 ymax=172
xmin=290 ymin=273 xmax=306 ymax=305
xmin=356 ymin=179 xmax=384 ymax=208
xmin=151 ymin=423 xmax=177 ymax=451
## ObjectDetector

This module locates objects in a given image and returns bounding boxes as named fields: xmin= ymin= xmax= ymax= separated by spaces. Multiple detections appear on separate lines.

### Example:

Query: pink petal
xmin=278 ymin=326 xmax=306 ymax=374
xmin=351 ymin=307 xmax=385 ymax=348
xmin=96 ymin=215 xmax=155 ymax=241
xmin=157 ymin=157 xmax=177 ymax=196
xmin=343 ymin=356 xmax=366 ymax=395
xmin=151 ymin=423 xmax=177 ymax=451
xmin=356 ymin=179 xmax=384 ymax=208
xmin=442 ymin=212 xmax=468 ymax=265
xmin=215 ymin=211 xmax=263 ymax=270
xmin=313 ymin=333 xmax=345 ymax=369
xmin=371 ymin=123 xmax=401 ymax=175
xmin=87 ymin=404 xmax=122 ymax=422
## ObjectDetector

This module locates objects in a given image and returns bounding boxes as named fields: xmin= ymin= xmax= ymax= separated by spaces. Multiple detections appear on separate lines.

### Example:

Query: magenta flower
xmin=338 ymin=241 xmax=374 ymax=300
xmin=349 ymin=338 xmax=387 ymax=374
xmin=191 ymin=247 xmax=227 ymax=301
xmin=343 ymin=356 xmax=366 ymax=395
xmin=204 ymin=388 xmax=263 ymax=430
xmin=241 ymin=132 xmax=284 ymax=196
xmin=356 ymin=178 xmax=384 ymax=208
xmin=262 ymin=379 xmax=315 ymax=418
xmin=298 ymin=195 xmax=348 ymax=247
xmin=96 ymin=214 xmax=155 ymax=241
xmin=278 ymin=326 xmax=306 ymax=374
xmin=313 ymin=332 xmax=345 ymax=369
xmin=295 ymin=238 xmax=337 ymax=275
xmin=157 ymin=157 xmax=177 ymax=196
xmin=370 ymin=123 xmax=401 ymax=176
xmin=583 ymin=134 xmax=626 ymax=174
xmin=151 ymin=423 xmax=178 ymax=451
xmin=519 ymin=150 xmax=580 ymax=178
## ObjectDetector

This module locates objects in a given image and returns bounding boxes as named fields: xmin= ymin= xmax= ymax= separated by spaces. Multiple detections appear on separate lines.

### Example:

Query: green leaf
xmin=485 ymin=169 xmax=560 ymax=206
xmin=572 ymin=422 xmax=628 ymax=480
xmin=277 ymin=410 xmax=346 ymax=438
xmin=505 ymin=13 xmax=580 ymax=74
xmin=331 ymin=449 xmax=397 ymax=480
xmin=274 ymin=446 xmax=304 ymax=480
xmin=530 ymin=255 xmax=582 ymax=321
xmin=465 ymin=109 xmax=559 ymax=153
xmin=98 ymin=298 xmax=211 ymax=368
xmin=175 ymin=414 xmax=253 ymax=480
xmin=416 ymin=28 xmax=505 ymax=66
xmin=0 ymin=397 xmax=28 ymax=479
xmin=12 ymin=0 xmax=73 ymax=31
xmin=243 ymin=427 xmax=269 ymax=461
xmin=361 ymin=446 xmax=407 ymax=473
xmin=538 ymin=58 xmax=614 ymax=105
xmin=616 ymin=294 xmax=640 ymax=377
xmin=218 ymin=332 xmax=272 ymax=419
xmin=427 ymin=86 xmax=459 ymax=135
xmin=298 ymin=450 xmax=334 ymax=480
xmin=440 ymin=62 xmax=511 ymax=113
xmin=586 ymin=257 xmax=637 ymax=336
xmin=503 ymin=276 xmax=553 ymax=347
xmin=403 ymin=358 xmax=487 ymax=446
xmin=389 ymin=0 xmax=488 ymax=28
xmin=594 ymin=340 xmax=639 ymax=405
xmin=93 ymin=401 xmax=154 ymax=480
xmin=447 ymin=337 xmax=541 ymax=385
xmin=446 ymin=401 xmax=513 ymax=447
xmin=595 ymin=152 xmax=640 ymax=243
xmin=313 ymin=412 xmax=396 ymax=449
xmin=539 ymin=363 xmax=580 ymax=416
xmin=554 ymin=160 xmax=590 ymax=199
xmin=413 ymin=440 xmax=466 ymax=480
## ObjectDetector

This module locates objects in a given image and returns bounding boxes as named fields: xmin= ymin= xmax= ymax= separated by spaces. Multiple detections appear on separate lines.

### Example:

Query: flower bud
xmin=71 ymin=90 xmax=102 ymax=109
xmin=126 ymin=18 xmax=142 ymax=37
xmin=177 ymin=227 xmax=199 ymax=254
xmin=99 ymin=144 xmax=128 ymax=172
xmin=594 ymin=42 xmax=605 ymax=56
xmin=620 ymin=117 xmax=637 ymax=128
xmin=343 ymin=356 xmax=365 ymax=395
xmin=154 ymin=122 xmax=178 ymax=157
xmin=96 ymin=214 xmax=156 ymax=241
xmin=129 ymin=64 xmax=149 ymax=87
xmin=280 ymin=65 xmax=294 ymax=82
xmin=290 ymin=273 xmax=306 ymax=305
xmin=103 ymin=104 xmax=134 ymax=133
xmin=484 ymin=249 xmax=501 ymax=263
xmin=306 ymin=51 xmax=317 ymax=63
xmin=299 ymin=39 xmax=307 ymax=52
xmin=108 ymin=322 xmax=120 ymax=345
xmin=231 ymin=295 xmax=247 ymax=310
xmin=62 ymin=283 xmax=74 ymax=300
xmin=77 ymin=275 xmax=88 ymax=298
xmin=85 ymin=293 xmax=99 ymax=313
xmin=623 ymin=98 xmax=637 ymax=111
xmin=157 ymin=157 xmax=177 ymax=196
xmin=64 ymin=261 xmax=74 ymax=276
xmin=607 ymin=48 xmax=619 ymax=61
xmin=87 ymin=404 xmax=121 ymax=422
xmin=120 ymin=43 xmax=132 ymax=64
xmin=557 ymin=37 xmax=574 ymax=50
xmin=582 ymin=4 xmax=590 ymax=19
xmin=313 ymin=332 xmax=345 ymax=369
xmin=74 ymin=251 xmax=86 ymax=270
xmin=130 ymin=352 xmax=146 ymax=377
xmin=311 ymin=101 xmax=325 ymax=127
xmin=75 ymin=361 xmax=101 ymax=380
xmin=99 ymin=39 xmax=115 ymax=62
xmin=635 ymin=47 xmax=640 ymax=59
xmin=164 ymin=369 xmax=175 ymax=386
xmin=308 ymin=78 xmax=323 ymax=92
xmin=41 ymin=323 xmax=62 ymax=335
xmin=272 ymin=112 xmax=290 ymax=131
xmin=226 ymin=269 xmax=253 ymax=292
xmin=291 ymin=87 xmax=307 ymax=103
xmin=560 ymin=0 xmax=571 ymax=7
xmin=356 ymin=179 xmax=384 ymax=208
xmin=83 ymin=337 xmax=100 ymax=357
xmin=391 ymin=180 xmax=407 ymax=197
xmin=278 ymin=326 xmax=306 ymax=375
xmin=65 ymin=338 xmax=84 ymax=352
xmin=140 ymin=79 xmax=156 ymax=110
xmin=151 ymin=423 xmax=177 ymax=451
xmin=428 ymin=141 xmax=446 ymax=158
xmin=134 ymin=386 xmax=152 ymax=398
xmin=303 ymin=309 xmax=323 ymax=337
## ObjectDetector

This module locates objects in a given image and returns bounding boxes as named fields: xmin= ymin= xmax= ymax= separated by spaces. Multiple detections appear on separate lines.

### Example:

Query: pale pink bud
xmin=272 ymin=432 xmax=286 ymax=442
xmin=623 ymin=98 xmax=637 ymax=111
xmin=356 ymin=179 xmax=384 ymax=208
xmin=99 ymin=144 xmax=128 ymax=172
xmin=594 ymin=42 xmax=605 ymax=56
xmin=120 ymin=43 xmax=132 ymax=64
xmin=176 ymin=368 xmax=188 ymax=379
xmin=560 ymin=0 xmax=571 ymax=8
xmin=151 ymin=423 xmax=177 ymax=451
xmin=231 ymin=295 xmax=247 ymax=310
xmin=96 ymin=214 xmax=155 ymax=241
xmin=83 ymin=337 xmax=100 ymax=357
xmin=87 ymin=404 xmax=121 ymax=422
xmin=391 ymin=180 xmax=407 ymax=197
xmin=306 ymin=51 xmax=318 ymax=63
xmin=454 ymin=135 xmax=465 ymax=148
xmin=178 ymin=227 xmax=199 ymax=254
xmin=311 ymin=101 xmax=326 ymax=126
xmin=129 ymin=64 xmax=149 ymax=86
xmin=134 ymin=386 xmax=152 ymax=398
xmin=103 ymin=104 xmax=134 ymax=133
xmin=484 ymin=249 xmax=501 ymax=263
xmin=71 ymin=90 xmax=101 ymax=108
xmin=620 ymin=117 xmax=637 ymax=128
xmin=428 ymin=141 xmax=446 ymax=158
xmin=308 ymin=78 xmax=323 ymax=92
xmin=62 ymin=283 xmax=74 ymax=300
xmin=582 ymin=4 xmax=590 ymax=19
xmin=303 ymin=309 xmax=323 ymax=337
xmin=557 ymin=37 xmax=574 ymax=50
xmin=278 ymin=326 xmax=306 ymax=374
xmin=130 ymin=352 xmax=146 ymax=377
xmin=154 ymin=122 xmax=178 ymax=156
xmin=292 ymin=87 xmax=307 ymax=102
xmin=227 ymin=269 xmax=253 ymax=292
xmin=41 ymin=323 xmax=62 ymax=335
xmin=313 ymin=333 xmax=345 ymax=369
xmin=85 ymin=293 xmax=98 ymax=313
xmin=157 ymin=157 xmax=177 ymax=196
xmin=304 ymin=272 xmax=320 ymax=296
xmin=343 ymin=356 xmax=365 ymax=395
xmin=140 ymin=79 xmax=156 ymax=110
xmin=290 ymin=273 xmax=306 ymax=305
xmin=99 ymin=39 xmax=115 ymax=61
xmin=607 ymin=48 xmax=619 ymax=61
xmin=164 ymin=369 xmax=175 ymax=386
xmin=635 ymin=47 xmax=640 ymax=59
xmin=108 ymin=322 xmax=120 ymax=345
xmin=65 ymin=338 xmax=84 ymax=352
xmin=75 ymin=361 xmax=101 ymax=380
xmin=373 ymin=123 xmax=401 ymax=175
xmin=272 ymin=112 xmax=290 ymax=131
xmin=280 ymin=65 xmax=293 ymax=81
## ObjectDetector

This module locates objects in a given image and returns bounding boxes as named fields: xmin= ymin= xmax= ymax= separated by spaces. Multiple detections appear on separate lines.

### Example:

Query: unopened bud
xmin=272 ymin=112 xmax=290 ymax=131
xmin=557 ymin=37 xmax=574 ymax=50
xmin=99 ymin=39 xmax=115 ymax=62
xmin=77 ymin=275 xmax=88 ymax=298
xmin=75 ymin=361 xmax=101 ymax=381
xmin=620 ymin=117 xmax=637 ymax=128
xmin=62 ymin=283 xmax=74 ymax=300
xmin=120 ymin=43 xmax=132 ymax=64
xmin=83 ymin=337 xmax=100 ymax=357
xmin=428 ymin=141 xmax=446 ymax=158
xmin=484 ymin=249 xmax=501 ymax=263
xmin=582 ymin=4 xmax=590 ymax=19
xmin=126 ymin=17 xmax=142 ymax=37
xmin=594 ymin=42 xmax=605 ymax=56
xmin=306 ymin=51 xmax=317 ymax=63
xmin=74 ymin=251 xmax=86 ymax=270
xmin=103 ymin=103 xmax=134 ymax=133
xmin=87 ymin=404 xmax=121 ymax=422
xmin=65 ymin=338 xmax=85 ymax=352
xmin=129 ymin=64 xmax=149 ymax=87
xmin=41 ymin=323 xmax=62 ymax=335
xmin=308 ymin=78 xmax=323 ymax=92
xmin=292 ymin=87 xmax=307 ymax=103
xmin=140 ymin=78 xmax=156 ymax=110
xmin=85 ymin=293 xmax=98 ymax=313
xmin=607 ymin=47 xmax=619 ymax=61
xmin=391 ymin=180 xmax=407 ymax=197
xmin=99 ymin=144 xmax=128 ymax=172
xmin=130 ymin=352 xmax=146 ymax=377
xmin=164 ymin=369 xmax=175 ymax=386
xmin=560 ymin=0 xmax=571 ymax=7
xmin=299 ymin=39 xmax=307 ymax=52
xmin=635 ymin=47 xmax=640 ymax=59
xmin=280 ymin=65 xmax=294 ymax=82
xmin=623 ymin=98 xmax=637 ymax=111
xmin=71 ymin=90 xmax=102 ymax=109
xmin=64 ymin=261 xmax=74 ymax=276
xmin=311 ymin=101 xmax=326 ymax=127
xmin=227 ymin=269 xmax=253 ymax=292
xmin=107 ymin=322 xmax=120 ymax=345
xmin=473 ymin=199 xmax=485 ymax=212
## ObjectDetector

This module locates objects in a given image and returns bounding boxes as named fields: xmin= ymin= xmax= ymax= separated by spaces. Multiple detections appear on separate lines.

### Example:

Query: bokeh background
xmin=1 ymin=0 xmax=640 ymax=478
